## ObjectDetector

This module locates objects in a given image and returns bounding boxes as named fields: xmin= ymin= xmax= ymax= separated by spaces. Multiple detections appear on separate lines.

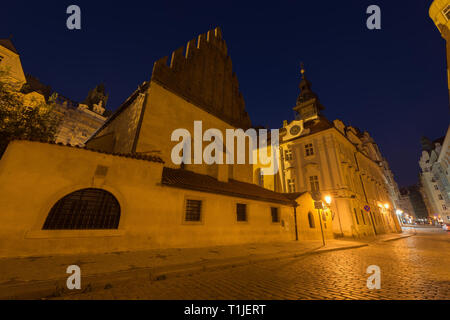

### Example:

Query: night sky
xmin=1 ymin=1 xmax=449 ymax=187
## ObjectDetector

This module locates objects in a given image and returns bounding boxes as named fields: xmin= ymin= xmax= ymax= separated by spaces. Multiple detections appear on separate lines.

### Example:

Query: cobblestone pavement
xmin=61 ymin=229 xmax=450 ymax=300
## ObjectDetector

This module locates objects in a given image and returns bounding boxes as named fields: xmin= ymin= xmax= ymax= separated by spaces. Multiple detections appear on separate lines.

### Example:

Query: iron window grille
xmin=271 ymin=207 xmax=280 ymax=223
xmin=185 ymin=200 xmax=202 ymax=222
xmin=236 ymin=203 xmax=247 ymax=222
xmin=43 ymin=188 xmax=121 ymax=230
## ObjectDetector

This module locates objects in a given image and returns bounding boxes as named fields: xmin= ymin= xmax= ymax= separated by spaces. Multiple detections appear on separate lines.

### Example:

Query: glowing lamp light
xmin=324 ymin=195 xmax=332 ymax=205
xmin=384 ymin=203 xmax=390 ymax=209
xmin=396 ymin=209 xmax=403 ymax=215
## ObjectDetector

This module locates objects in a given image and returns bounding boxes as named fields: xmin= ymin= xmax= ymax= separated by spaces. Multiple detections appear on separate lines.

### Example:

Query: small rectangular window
xmin=271 ymin=207 xmax=280 ymax=223
xmin=285 ymin=149 xmax=293 ymax=161
xmin=444 ymin=5 xmax=450 ymax=20
xmin=309 ymin=176 xmax=320 ymax=193
xmin=185 ymin=200 xmax=202 ymax=222
xmin=305 ymin=143 xmax=314 ymax=156
xmin=287 ymin=179 xmax=296 ymax=193
xmin=236 ymin=203 xmax=247 ymax=222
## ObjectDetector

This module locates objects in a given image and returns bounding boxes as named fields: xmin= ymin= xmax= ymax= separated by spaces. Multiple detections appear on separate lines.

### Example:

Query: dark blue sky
xmin=1 ymin=0 xmax=449 ymax=187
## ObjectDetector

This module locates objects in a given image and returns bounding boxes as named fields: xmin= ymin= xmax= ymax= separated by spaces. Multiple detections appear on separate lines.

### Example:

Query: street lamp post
xmin=316 ymin=205 xmax=326 ymax=246
xmin=314 ymin=195 xmax=332 ymax=247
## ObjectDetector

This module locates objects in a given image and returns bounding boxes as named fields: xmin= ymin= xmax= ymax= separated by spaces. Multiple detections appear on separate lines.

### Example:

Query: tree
xmin=0 ymin=68 xmax=61 ymax=157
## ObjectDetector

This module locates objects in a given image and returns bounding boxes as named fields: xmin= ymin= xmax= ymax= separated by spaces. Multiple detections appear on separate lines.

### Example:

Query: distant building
xmin=419 ymin=129 xmax=450 ymax=223
xmin=398 ymin=187 xmax=416 ymax=221
xmin=433 ymin=126 xmax=450 ymax=208
xmin=0 ymin=38 xmax=108 ymax=146
xmin=52 ymin=95 xmax=107 ymax=146
xmin=403 ymin=185 xmax=430 ymax=221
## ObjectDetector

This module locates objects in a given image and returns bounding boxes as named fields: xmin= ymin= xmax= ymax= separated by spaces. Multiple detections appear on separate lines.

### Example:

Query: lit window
xmin=444 ymin=5 xmax=450 ymax=20
xmin=236 ymin=203 xmax=247 ymax=222
xmin=258 ymin=169 xmax=264 ymax=187
xmin=309 ymin=176 xmax=320 ymax=193
xmin=287 ymin=179 xmax=296 ymax=193
xmin=185 ymin=199 xmax=202 ymax=222
xmin=271 ymin=207 xmax=280 ymax=223
xmin=285 ymin=149 xmax=293 ymax=161
xmin=305 ymin=143 xmax=314 ymax=156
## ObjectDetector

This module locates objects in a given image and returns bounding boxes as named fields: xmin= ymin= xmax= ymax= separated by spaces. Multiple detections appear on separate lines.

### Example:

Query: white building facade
xmin=419 ymin=127 xmax=450 ymax=223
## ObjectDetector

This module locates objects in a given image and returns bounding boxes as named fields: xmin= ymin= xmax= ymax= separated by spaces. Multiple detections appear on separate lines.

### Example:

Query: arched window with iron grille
xmin=43 ymin=188 xmax=121 ymax=230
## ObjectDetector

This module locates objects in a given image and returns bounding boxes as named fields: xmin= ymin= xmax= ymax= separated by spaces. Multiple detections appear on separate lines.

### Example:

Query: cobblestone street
xmin=61 ymin=229 xmax=450 ymax=300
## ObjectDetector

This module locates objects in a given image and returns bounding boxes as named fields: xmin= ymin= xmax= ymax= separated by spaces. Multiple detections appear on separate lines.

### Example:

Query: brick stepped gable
xmin=151 ymin=27 xmax=252 ymax=129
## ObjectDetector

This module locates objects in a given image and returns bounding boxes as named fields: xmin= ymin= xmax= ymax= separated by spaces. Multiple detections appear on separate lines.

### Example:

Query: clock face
xmin=290 ymin=125 xmax=301 ymax=136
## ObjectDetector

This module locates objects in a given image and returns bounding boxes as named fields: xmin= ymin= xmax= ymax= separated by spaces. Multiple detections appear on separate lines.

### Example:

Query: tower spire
xmin=293 ymin=62 xmax=325 ymax=121
xmin=300 ymin=62 xmax=306 ymax=79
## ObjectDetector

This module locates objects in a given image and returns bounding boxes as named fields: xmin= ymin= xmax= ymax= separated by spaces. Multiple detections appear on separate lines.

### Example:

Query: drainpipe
xmin=317 ymin=208 xmax=326 ymax=246
xmin=293 ymin=204 xmax=299 ymax=241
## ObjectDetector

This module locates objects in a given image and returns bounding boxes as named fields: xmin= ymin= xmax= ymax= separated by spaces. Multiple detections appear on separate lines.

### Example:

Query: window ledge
xmin=25 ymin=229 xmax=126 ymax=239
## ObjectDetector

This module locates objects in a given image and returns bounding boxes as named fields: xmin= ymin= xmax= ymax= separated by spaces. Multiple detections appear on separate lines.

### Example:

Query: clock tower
xmin=293 ymin=64 xmax=324 ymax=122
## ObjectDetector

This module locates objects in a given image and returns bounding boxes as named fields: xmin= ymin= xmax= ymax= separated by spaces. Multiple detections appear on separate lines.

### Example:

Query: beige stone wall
xmin=54 ymin=105 xmax=106 ymax=146
xmin=136 ymin=81 xmax=253 ymax=183
xmin=295 ymin=193 xmax=334 ymax=241
xmin=86 ymin=91 xmax=146 ymax=153
xmin=0 ymin=141 xmax=303 ymax=258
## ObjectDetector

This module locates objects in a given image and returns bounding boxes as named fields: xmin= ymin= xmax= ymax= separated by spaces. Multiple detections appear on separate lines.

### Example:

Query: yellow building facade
xmin=254 ymin=69 xmax=402 ymax=239
xmin=430 ymin=0 xmax=450 ymax=104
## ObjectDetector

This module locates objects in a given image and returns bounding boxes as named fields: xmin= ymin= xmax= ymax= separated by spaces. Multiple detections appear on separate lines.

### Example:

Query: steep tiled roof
xmin=0 ymin=39 xmax=18 ymax=54
xmin=161 ymin=167 xmax=297 ymax=206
